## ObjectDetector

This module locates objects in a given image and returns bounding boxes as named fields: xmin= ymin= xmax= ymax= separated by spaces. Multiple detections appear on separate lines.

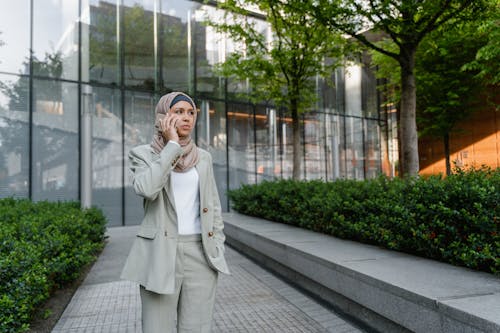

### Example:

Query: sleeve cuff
xmin=168 ymin=140 xmax=180 ymax=147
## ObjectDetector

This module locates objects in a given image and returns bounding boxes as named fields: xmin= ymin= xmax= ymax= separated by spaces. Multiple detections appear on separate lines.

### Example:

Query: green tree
xmin=208 ymin=0 xmax=348 ymax=179
xmin=310 ymin=0 xmax=488 ymax=176
xmin=462 ymin=5 xmax=500 ymax=86
xmin=416 ymin=19 xmax=494 ymax=175
xmin=370 ymin=3 xmax=498 ymax=176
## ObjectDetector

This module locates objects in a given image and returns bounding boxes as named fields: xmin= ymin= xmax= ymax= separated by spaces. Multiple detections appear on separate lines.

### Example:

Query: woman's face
xmin=169 ymin=100 xmax=196 ymax=138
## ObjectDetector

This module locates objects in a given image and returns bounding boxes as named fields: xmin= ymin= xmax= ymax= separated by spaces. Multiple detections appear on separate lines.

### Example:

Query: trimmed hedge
xmin=0 ymin=198 xmax=107 ymax=333
xmin=228 ymin=167 xmax=500 ymax=275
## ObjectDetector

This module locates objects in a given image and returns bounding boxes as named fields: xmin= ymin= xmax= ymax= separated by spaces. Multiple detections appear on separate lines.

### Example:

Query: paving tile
xmin=52 ymin=246 xmax=366 ymax=333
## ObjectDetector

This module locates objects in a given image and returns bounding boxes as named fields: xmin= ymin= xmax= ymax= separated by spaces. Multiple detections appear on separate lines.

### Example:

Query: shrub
xmin=228 ymin=167 xmax=499 ymax=275
xmin=0 ymin=199 xmax=107 ymax=333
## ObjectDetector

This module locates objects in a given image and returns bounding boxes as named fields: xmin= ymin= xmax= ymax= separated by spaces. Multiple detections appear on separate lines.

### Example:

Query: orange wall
xmin=419 ymin=107 xmax=499 ymax=175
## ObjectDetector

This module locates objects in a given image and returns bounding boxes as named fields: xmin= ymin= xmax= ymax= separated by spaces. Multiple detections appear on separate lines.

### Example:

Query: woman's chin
xmin=178 ymin=131 xmax=192 ymax=139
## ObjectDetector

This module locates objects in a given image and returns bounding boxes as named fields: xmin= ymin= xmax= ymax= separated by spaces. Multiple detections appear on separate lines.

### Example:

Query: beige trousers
xmin=140 ymin=234 xmax=218 ymax=333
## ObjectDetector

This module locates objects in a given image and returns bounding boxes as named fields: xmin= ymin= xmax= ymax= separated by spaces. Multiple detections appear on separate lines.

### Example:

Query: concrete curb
xmin=223 ymin=212 xmax=500 ymax=333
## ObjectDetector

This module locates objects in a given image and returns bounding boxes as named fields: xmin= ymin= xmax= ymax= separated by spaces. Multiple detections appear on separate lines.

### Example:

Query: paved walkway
xmin=52 ymin=226 xmax=367 ymax=333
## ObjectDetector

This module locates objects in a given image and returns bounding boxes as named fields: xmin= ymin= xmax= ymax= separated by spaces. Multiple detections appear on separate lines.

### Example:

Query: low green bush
xmin=0 ymin=199 xmax=107 ymax=333
xmin=228 ymin=167 xmax=499 ymax=275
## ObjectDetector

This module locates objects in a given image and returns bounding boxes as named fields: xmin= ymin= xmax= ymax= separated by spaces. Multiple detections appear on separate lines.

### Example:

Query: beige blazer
xmin=121 ymin=142 xmax=230 ymax=294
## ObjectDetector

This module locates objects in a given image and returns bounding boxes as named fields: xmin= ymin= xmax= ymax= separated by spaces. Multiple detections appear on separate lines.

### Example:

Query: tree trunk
xmin=291 ymin=98 xmax=301 ymax=180
xmin=399 ymin=48 xmax=420 ymax=177
xmin=444 ymin=132 xmax=451 ymax=176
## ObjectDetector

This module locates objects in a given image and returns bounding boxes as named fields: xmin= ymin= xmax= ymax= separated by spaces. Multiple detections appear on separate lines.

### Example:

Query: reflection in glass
xmin=124 ymin=91 xmax=155 ymax=224
xmin=82 ymin=0 xmax=120 ymax=84
xmin=0 ymin=2 xmax=30 ymax=74
xmin=345 ymin=63 xmax=362 ymax=117
xmin=195 ymin=6 xmax=229 ymax=96
xmin=85 ymin=85 xmax=123 ymax=226
xmin=123 ymin=1 xmax=155 ymax=90
xmin=0 ymin=74 xmax=29 ymax=198
xmin=365 ymin=119 xmax=381 ymax=178
xmin=33 ymin=0 xmax=79 ymax=80
xmin=159 ymin=0 xmax=200 ymax=93
xmin=344 ymin=117 xmax=364 ymax=179
xmin=196 ymin=99 xmax=228 ymax=211
xmin=194 ymin=5 xmax=267 ymax=97
xmin=362 ymin=65 xmax=378 ymax=118
xmin=228 ymin=102 xmax=255 ymax=189
xmin=255 ymin=105 xmax=278 ymax=182
xmin=32 ymin=79 xmax=79 ymax=201
xmin=335 ymin=67 xmax=346 ymax=115
xmin=279 ymin=109 xmax=294 ymax=179
xmin=304 ymin=112 xmax=325 ymax=180
xmin=324 ymin=113 xmax=340 ymax=181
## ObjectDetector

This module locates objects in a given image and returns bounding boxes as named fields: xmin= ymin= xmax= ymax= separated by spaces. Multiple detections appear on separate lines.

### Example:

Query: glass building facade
xmin=0 ymin=0 xmax=397 ymax=226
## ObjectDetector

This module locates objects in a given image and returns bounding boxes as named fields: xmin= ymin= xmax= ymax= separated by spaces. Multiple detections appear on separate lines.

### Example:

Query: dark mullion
xmin=28 ymin=0 xmax=34 ymax=200
xmin=119 ymin=0 xmax=126 ymax=226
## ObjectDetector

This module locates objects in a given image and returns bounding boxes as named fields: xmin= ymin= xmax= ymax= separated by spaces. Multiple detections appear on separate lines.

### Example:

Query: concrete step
xmin=223 ymin=212 xmax=500 ymax=333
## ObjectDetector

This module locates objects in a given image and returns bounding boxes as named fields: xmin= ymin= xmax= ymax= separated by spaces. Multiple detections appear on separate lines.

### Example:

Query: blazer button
xmin=203 ymin=208 xmax=208 ymax=213
xmin=208 ymin=231 xmax=214 ymax=237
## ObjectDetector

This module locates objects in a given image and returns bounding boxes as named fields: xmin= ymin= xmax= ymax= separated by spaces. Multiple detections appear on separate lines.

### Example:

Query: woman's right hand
xmin=161 ymin=113 xmax=180 ymax=143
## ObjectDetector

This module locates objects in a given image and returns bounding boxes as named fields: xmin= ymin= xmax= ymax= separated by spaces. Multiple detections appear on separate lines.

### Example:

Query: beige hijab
xmin=150 ymin=92 xmax=199 ymax=172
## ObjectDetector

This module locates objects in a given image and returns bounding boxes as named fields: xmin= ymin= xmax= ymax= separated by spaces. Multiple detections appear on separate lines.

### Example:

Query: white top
xmin=171 ymin=167 xmax=201 ymax=235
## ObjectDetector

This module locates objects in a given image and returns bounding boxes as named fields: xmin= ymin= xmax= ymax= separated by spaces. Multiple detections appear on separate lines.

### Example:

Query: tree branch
xmin=368 ymin=0 xmax=403 ymax=48
xmin=416 ymin=0 xmax=473 ymax=44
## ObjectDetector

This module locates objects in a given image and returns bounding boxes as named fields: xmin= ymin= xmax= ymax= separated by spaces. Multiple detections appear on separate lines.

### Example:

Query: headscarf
xmin=150 ymin=92 xmax=199 ymax=172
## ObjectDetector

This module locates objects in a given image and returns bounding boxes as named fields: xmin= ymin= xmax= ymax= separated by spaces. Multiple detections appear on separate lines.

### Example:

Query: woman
xmin=121 ymin=92 xmax=230 ymax=333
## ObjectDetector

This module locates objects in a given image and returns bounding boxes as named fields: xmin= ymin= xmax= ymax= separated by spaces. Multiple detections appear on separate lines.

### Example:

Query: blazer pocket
xmin=136 ymin=226 xmax=159 ymax=240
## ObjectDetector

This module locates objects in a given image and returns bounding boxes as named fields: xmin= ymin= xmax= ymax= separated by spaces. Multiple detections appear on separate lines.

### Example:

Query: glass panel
xmin=345 ymin=63 xmax=362 ymax=117
xmin=194 ymin=5 xmax=227 ymax=96
xmin=159 ymin=0 xmax=201 ymax=93
xmin=362 ymin=64 xmax=378 ymax=118
xmin=193 ymin=5 xmax=269 ymax=97
xmin=318 ymin=67 xmax=336 ymax=112
xmin=32 ymin=79 xmax=79 ymax=201
xmin=124 ymin=91 xmax=155 ymax=225
xmin=335 ymin=67 xmax=345 ymax=115
xmin=384 ymin=104 xmax=399 ymax=177
xmin=228 ymin=102 xmax=255 ymax=189
xmin=0 ymin=74 xmax=29 ymax=198
xmin=196 ymin=99 xmax=228 ymax=211
xmin=365 ymin=119 xmax=381 ymax=178
xmin=123 ymin=0 xmax=155 ymax=90
xmin=33 ymin=0 xmax=79 ymax=80
xmin=325 ymin=114 xmax=341 ymax=180
xmin=0 ymin=2 xmax=30 ymax=74
xmin=338 ymin=115 xmax=347 ymax=178
xmin=344 ymin=117 xmax=364 ymax=179
xmin=255 ymin=105 xmax=278 ymax=182
xmin=279 ymin=108 xmax=293 ymax=179
xmin=85 ymin=85 xmax=123 ymax=226
xmin=82 ymin=0 xmax=120 ymax=84
xmin=304 ymin=112 xmax=324 ymax=180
